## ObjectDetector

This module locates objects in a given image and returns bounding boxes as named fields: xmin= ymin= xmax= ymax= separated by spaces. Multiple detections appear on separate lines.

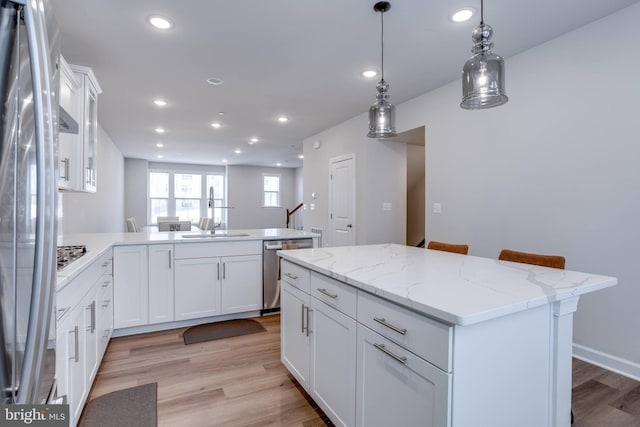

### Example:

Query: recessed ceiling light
xmin=234 ymin=149 xmax=242 ymax=154
xmin=249 ymin=137 xmax=259 ymax=145
xmin=276 ymin=163 xmax=282 ymax=167
xmin=211 ymin=122 xmax=222 ymax=128
xmin=451 ymin=8 xmax=475 ymax=23
xmin=147 ymin=15 xmax=174 ymax=30
xmin=277 ymin=116 xmax=289 ymax=123
xmin=362 ymin=70 xmax=378 ymax=78
xmin=153 ymin=99 xmax=167 ymax=107
xmin=206 ymin=77 xmax=224 ymax=86
xmin=298 ymin=155 xmax=304 ymax=159
xmin=222 ymin=159 xmax=228 ymax=163
xmin=157 ymin=154 xmax=164 ymax=159
xmin=156 ymin=143 xmax=164 ymax=148
xmin=218 ymin=112 xmax=225 ymax=116
xmin=155 ymin=127 xmax=165 ymax=134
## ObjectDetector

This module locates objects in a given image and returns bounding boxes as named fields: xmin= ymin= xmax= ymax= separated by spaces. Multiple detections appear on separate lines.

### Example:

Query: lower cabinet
xmin=220 ymin=254 xmax=261 ymax=314
xmin=174 ymin=257 xmax=221 ymax=320
xmin=56 ymin=249 xmax=113 ymax=427
xmin=148 ymin=244 xmax=174 ymax=324
xmin=355 ymin=324 xmax=450 ymax=427
xmin=280 ymin=259 xmax=452 ymax=427
xmin=281 ymin=281 xmax=311 ymax=387
xmin=310 ymin=297 xmax=357 ymax=427
xmin=113 ymin=245 xmax=149 ymax=329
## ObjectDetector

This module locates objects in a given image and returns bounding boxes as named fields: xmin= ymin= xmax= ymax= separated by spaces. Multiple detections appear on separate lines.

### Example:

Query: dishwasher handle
xmin=264 ymin=242 xmax=283 ymax=250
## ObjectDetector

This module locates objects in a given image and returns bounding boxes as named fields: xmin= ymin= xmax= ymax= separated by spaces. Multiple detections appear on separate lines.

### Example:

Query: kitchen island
xmin=278 ymin=244 xmax=617 ymax=427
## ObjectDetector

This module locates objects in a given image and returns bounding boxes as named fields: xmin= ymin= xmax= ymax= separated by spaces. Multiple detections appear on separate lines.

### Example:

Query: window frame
xmin=148 ymin=168 xmax=226 ymax=227
xmin=262 ymin=173 xmax=281 ymax=208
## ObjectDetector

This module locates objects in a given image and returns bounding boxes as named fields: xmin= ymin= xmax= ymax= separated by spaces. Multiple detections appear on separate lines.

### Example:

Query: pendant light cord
xmin=480 ymin=0 xmax=484 ymax=24
xmin=380 ymin=9 xmax=385 ymax=81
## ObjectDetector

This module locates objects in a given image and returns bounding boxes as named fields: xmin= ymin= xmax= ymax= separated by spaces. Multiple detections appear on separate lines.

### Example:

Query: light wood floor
xmin=86 ymin=315 xmax=640 ymax=426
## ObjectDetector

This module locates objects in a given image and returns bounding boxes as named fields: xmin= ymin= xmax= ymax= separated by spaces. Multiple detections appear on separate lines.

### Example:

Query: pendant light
xmin=367 ymin=1 xmax=396 ymax=138
xmin=460 ymin=0 xmax=508 ymax=109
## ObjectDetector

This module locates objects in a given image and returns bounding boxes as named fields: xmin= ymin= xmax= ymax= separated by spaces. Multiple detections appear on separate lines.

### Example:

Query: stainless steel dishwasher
xmin=263 ymin=238 xmax=313 ymax=313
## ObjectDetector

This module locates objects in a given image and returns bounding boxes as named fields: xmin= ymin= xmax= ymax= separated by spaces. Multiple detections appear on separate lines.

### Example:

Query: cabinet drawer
xmin=310 ymin=272 xmax=357 ymax=319
xmin=57 ymin=251 xmax=111 ymax=318
xmin=281 ymin=260 xmax=310 ymax=293
xmin=174 ymin=240 xmax=261 ymax=259
xmin=357 ymin=291 xmax=452 ymax=372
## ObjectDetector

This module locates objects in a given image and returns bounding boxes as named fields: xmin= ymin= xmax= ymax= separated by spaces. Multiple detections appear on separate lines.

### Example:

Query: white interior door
xmin=330 ymin=154 xmax=355 ymax=247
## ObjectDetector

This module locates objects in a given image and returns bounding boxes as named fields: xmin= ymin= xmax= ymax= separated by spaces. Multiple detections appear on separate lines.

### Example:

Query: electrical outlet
xmin=433 ymin=202 xmax=442 ymax=214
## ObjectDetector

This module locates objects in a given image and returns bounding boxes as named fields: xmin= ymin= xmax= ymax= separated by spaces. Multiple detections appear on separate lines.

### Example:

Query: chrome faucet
xmin=208 ymin=186 xmax=216 ymax=234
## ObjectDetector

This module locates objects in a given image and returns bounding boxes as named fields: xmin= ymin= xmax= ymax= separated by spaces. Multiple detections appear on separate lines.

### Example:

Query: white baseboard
xmin=573 ymin=343 xmax=640 ymax=381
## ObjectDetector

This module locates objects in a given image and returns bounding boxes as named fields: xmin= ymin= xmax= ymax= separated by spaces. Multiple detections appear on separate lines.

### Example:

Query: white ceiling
xmin=50 ymin=0 xmax=639 ymax=168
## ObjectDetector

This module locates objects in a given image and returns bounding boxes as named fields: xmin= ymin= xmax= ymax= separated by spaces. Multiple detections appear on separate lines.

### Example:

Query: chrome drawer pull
xmin=101 ymin=280 xmax=110 ymax=288
xmin=317 ymin=288 xmax=338 ymax=299
xmin=373 ymin=317 xmax=407 ymax=335
xmin=56 ymin=306 xmax=71 ymax=321
xmin=284 ymin=272 xmax=299 ymax=280
xmin=102 ymin=299 xmax=111 ymax=308
xmin=373 ymin=343 xmax=407 ymax=364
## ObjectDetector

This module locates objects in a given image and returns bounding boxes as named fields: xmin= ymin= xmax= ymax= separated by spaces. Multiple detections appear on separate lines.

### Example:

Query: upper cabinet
xmin=57 ymin=56 xmax=102 ymax=193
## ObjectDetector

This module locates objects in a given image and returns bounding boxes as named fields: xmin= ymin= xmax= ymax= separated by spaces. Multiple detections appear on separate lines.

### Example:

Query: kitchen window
xmin=263 ymin=174 xmax=280 ymax=207
xmin=148 ymin=170 xmax=226 ymax=226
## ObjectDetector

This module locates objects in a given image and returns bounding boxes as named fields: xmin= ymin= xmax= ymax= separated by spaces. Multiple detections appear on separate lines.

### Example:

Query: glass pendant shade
xmin=460 ymin=21 xmax=508 ymax=109
xmin=368 ymin=79 xmax=396 ymax=138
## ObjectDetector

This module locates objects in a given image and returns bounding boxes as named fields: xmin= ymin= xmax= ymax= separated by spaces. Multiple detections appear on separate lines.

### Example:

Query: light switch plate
xmin=433 ymin=202 xmax=442 ymax=214
xmin=383 ymin=202 xmax=392 ymax=211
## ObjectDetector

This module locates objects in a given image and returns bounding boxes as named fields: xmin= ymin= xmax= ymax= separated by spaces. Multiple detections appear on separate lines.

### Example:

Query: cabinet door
xmin=220 ymin=254 xmax=261 ymax=314
xmin=310 ymin=298 xmax=357 ymax=427
xmin=113 ymin=246 xmax=149 ymax=329
xmin=82 ymin=76 xmax=98 ymax=192
xmin=148 ymin=244 xmax=175 ymax=324
xmin=66 ymin=306 xmax=86 ymax=426
xmin=281 ymin=281 xmax=310 ymax=389
xmin=58 ymin=56 xmax=82 ymax=190
xmin=356 ymin=324 xmax=451 ymax=427
xmin=83 ymin=293 xmax=98 ymax=383
xmin=174 ymin=257 xmax=221 ymax=320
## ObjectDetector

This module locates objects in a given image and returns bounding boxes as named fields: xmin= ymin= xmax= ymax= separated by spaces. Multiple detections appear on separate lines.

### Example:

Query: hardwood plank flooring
xmin=86 ymin=315 xmax=640 ymax=426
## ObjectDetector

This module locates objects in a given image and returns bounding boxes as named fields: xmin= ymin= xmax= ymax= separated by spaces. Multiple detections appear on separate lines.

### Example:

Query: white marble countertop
xmin=278 ymin=244 xmax=617 ymax=326
xmin=57 ymin=228 xmax=317 ymax=290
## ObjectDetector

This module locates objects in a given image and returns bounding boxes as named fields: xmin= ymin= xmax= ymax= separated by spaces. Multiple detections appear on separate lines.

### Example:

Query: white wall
xmin=390 ymin=4 xmax=640 ymax=377
xmin=61 ymin=125 xmax=124 ymax=233
xmin=124 ymin=158 xmax=149 ymax=227
xmin=303 ymin=119 xmax=407 ymax=247
xmin=226 ymin=165 xmax=296 ymax=229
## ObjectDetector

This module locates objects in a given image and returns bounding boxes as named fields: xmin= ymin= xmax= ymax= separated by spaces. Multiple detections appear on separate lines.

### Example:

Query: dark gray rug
xmin=183 ymin=318 xmax=266 ymax=345
xmin=79 ymin=382 xmax=157 ymax=427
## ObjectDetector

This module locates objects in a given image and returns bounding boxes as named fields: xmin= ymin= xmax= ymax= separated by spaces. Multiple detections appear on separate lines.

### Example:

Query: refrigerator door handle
xmin=16 ymin=0 xmax=58 ymax=404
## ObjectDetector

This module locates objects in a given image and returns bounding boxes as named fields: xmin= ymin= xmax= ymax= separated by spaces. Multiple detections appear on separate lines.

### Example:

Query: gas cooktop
xmin=56 ymin=245 xmax=87 ymax=271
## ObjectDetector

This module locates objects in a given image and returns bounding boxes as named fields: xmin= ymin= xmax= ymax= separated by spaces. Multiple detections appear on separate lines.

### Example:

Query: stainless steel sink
xmin=182 ymin=233 xmax=250 ymax=239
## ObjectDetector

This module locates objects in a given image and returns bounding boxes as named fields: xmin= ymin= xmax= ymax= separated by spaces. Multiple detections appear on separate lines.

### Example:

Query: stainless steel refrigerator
xmin=0 ymin=0 xmax=59 ymax=404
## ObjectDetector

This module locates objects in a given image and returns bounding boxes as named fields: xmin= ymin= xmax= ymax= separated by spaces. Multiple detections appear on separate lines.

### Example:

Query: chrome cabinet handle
xmin=102 ymin=299 xmax=111 ymax=308
xmin=168 ymin=250 xmax=172 ymax=269
xmin=222 ymin=262 xmax=226 ymax=280
xmin=303 ymin=305 xmax=312 ymax=337
xmin=101 ymin=261 xmax=110 ymax=268
xmin=101 ymin=280 xmax=110 ymax=288
xmin=217 ymin=262 xmax=220 ymax=280
xmin=373 ymin=343 xmax=407 ymax=364
xmin=300 ymin=304 xmax=305 ymax=333
xmin=60 ymin=158 xmax=70 ymax=180
xmin=57 ymin=306 xmax=71 ymax=321
xmin=373 ymin=317 xmax=407 ymax=335
xmin=317 ymin=288 xmax=338 ymax=299
xmin=284 ymin=272 xmax=298 ymax=280
xmin=86 ymin=301 xmax=96 ymax=333
xmin=70 ymin=326 xmax=79 ymax=362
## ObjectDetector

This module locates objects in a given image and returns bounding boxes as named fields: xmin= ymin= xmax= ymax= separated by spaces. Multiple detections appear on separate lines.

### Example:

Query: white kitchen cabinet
xmin=57 ymin=55 xmax=82 ymax=190
xmin=280 ymin=280 xmax=311 ymax=388
xmin=356 ymin=324 xmax=450 ymax=427
xmin=310 ymin=297 xmax=357 ymax=427
xmin=113 ymin=245 xmax=149 ymax=329
xmin=148 ymin=244 xmax=175 ymax=324
xmin=220 ymin=254 xmax=261 ymax=314
xmin=174 ymin=257 xmax=221 ymax=321
xmin=56 ymin=249 xmax=113 ymax=427
xmin=69 ymin=64 xmax=102 ymax=193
